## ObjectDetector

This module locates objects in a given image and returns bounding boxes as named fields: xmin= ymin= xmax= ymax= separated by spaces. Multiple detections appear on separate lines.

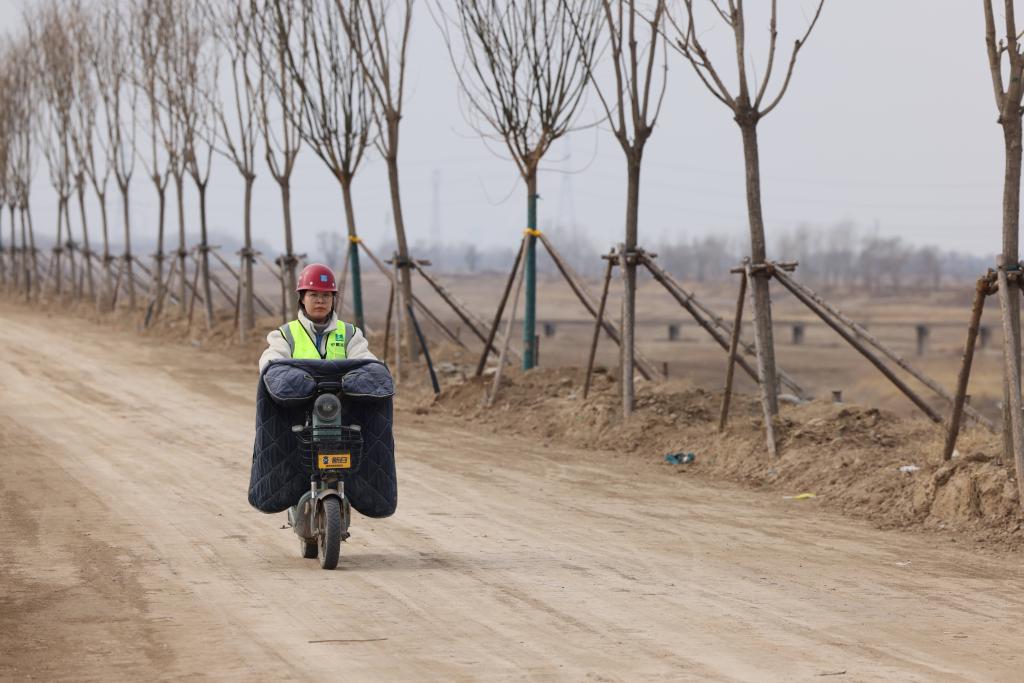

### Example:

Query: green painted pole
xmin=522 ymin=179 xmax=538 ymax=370
xmin=349 ymin=239 xmax=365 ymax=331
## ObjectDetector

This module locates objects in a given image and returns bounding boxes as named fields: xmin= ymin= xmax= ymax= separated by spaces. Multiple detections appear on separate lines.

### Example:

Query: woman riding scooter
xmin=255 ymin=263 xmax=385 ymax=569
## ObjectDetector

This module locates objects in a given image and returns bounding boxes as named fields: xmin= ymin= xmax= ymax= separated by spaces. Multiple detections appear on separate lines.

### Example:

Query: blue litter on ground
xmin=664 ymin=452 xmax=695 ymax=465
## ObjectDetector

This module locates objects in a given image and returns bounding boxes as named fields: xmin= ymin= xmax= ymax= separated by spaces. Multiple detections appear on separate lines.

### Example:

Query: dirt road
xmin=0 ymin=301 xmax=1021 ymax=682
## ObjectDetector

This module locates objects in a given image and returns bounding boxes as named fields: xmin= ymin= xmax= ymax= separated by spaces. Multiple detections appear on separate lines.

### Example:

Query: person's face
xmin=302 ymin=291 xmax=333 ymax=321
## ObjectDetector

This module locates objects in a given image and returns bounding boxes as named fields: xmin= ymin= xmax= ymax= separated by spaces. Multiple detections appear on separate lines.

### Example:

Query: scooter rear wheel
xmin=300 ymin=537 xmax=318 ymax=559
xmin=317 ymin=497 xmax=342 ymax=570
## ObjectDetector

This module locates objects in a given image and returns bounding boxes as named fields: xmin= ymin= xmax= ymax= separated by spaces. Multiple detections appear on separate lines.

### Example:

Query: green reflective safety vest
xmin=279 ymin=319 xmax=353 ymax=360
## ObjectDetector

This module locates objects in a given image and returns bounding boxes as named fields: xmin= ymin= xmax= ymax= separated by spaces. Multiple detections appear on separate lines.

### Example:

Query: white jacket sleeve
xmin=346 ymin=326 xmax=377 ymax=361
xmin=258 ymin=328 xmax=293 ymax=372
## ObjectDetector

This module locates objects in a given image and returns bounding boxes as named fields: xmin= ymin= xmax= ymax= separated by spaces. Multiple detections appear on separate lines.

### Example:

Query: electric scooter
xmin=287 ymin=380 xmax=363 ymax=570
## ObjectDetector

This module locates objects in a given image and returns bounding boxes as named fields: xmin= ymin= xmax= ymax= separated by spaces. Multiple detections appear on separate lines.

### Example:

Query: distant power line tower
xmin=431 ymin=169 xmax=442 ymax=245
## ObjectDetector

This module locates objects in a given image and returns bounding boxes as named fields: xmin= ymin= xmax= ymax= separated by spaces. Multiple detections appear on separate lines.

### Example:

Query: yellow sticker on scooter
xmin=318 ymin=453 xmax=352 ymax=469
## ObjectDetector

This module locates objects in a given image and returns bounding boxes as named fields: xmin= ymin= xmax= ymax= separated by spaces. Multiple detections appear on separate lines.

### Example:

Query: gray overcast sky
xmin=0 ymin=1 xmax=1011 ymax=258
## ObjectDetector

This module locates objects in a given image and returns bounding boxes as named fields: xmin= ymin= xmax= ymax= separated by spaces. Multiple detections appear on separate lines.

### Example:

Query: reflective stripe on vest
xmin=280 ymin=320 xmax=349 ymax=360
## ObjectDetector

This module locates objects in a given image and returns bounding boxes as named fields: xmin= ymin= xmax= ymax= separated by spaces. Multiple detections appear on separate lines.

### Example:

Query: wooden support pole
xmin=773 ymin=269 xmax=944 ymax=423
xmin=392 ymin=254 xmax=403 ymax=383
xmin=475 ymin=238 xmax=526 ymax=377
xmin=176 ymin=257 xmax=205 ymax=307
xmin=110 ymin=257 xmax=125 ymax=310
xmin=647 ymin=256 xmax=807 ymax=399
xmin=382 ymin=282 xmax=394 ymax=365
xmin=357 ymin=241 xmax=464 ymax=348
xmin=210 ymin=248 xmax=275 ymax=316
xmin=414 ymin=262 xmax=506 ymax=360
xmin=996 ymin=264 xmax=1024 ymax=507
xmin=943 ymin=276 xmax=990 ymax=461
xmin=745 ymin=261 xmax=777 ymax=458
xmin=257 ymin=252 xmax=284 ymax=283
xmin=538 ymin=233 xmax=658 ymax=381
xmin=231 ymin=257 xmax=243 ymax=336
xmin=618 ymin=243 xmax=636 ymax=417
xmin=488 ymin=249 xmax=527 ymax=407
xmin=719 ymin=268 xmax=748 ymax=432
xmin=392 ymin=279 xmax=464 ymax=348
xmin=641 ymin=254 xmax=761 ymax=386
xmin=408 ymin=303 xmax=440 ymax=395
xmin=186 ymin=252 xmax=202 ymax=330
xmin=206 ymin=265 xmax=238 ymax=307
xmin=584 ymin=253 xmax=615 ymax=399
xmin=673 ymin=266 xmax=805 ymax=398
xmin=773 ymin=266 xmax=992 ymax=431
xmin=143 ymin=255 xmax=180 ymax=328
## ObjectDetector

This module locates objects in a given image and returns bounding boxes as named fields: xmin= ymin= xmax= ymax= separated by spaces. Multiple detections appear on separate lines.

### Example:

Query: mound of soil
xmin=405 ymin=360 xmax=1023 ymax=550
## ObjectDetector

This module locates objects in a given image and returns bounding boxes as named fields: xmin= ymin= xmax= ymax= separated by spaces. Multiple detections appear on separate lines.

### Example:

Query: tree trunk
xmin=240 ymin=175 xmax=255 ymax=341
xmin=76 ymin=180 xmax=96 ymax=305
xmin=197 ymin=182 xmax=215 ymax=330
xmin=153 ymin=184 xmax=167 ymax=318
xmin=1002 ymin=116 xmax=1023 ymax=462
xmin=20 ymin=207 xmax=30 ymax=299
xmin=383 ymin=121 xmax=416 ymax=361
xmin=25 ymin=205 xmax=38 ymax=298
xmin=738 ymin=119 xmax=779 ymax=416
xmin=522 ymin=170 xmax=538 ymax=370
xmin=621 ymin=156 xmax=642 ymax=417
xmin=9 ymin=204 xmax=18 ymax=290
xmin=120 ymin=184 xmax=136 ymax=309
xmin=53 ymin=198 xmax=64 ymax=296
xmin=96 ymin=190 xmax=112 ymax=309
xmin=0 ymin=205 xmax=6 ymax=287
xmin=279 ymin=178 xmax=297 ymax=321
xmin=340 ymin=178 xmax=365 ymax=331
xmin=64 ymin=197 xmax=79 ymax=300
xmin=174 ymin=171 xmax=187 ymax=315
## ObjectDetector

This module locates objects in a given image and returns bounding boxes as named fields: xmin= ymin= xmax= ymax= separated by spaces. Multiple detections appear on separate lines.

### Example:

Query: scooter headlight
xmin=313 ymin=393 xmax=341 ymax=425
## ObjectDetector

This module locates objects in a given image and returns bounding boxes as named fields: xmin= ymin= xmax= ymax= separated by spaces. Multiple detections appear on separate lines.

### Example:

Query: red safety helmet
xmin=296 ymin=263 xmax=337 ymax=293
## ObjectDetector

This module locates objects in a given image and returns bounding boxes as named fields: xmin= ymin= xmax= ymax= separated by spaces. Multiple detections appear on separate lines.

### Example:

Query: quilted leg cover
xmin=248 ymin=359 xmax=397 ymax=517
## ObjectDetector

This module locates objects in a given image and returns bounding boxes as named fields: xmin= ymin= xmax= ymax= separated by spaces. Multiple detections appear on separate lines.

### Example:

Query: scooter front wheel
xmin=317 ymin=497 xmax=342 ymax=570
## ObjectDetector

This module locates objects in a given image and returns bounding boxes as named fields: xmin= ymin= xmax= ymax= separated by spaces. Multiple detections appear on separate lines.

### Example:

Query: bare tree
xmin=265 ymin=0 xmax=373 ymax=329
xmin=0 ymin=45 xmax=10 ymax=289
xmin=93 ymin=0 xmax=141 ymax=309
xmin=437 ymin=0 xmax=599 ymax=370
xmin=670 ymin=0 xmax=825 ymax=417
xmin=252 ymin=0 xmax=304 ymax=323
xmin=8 ymin=37 xmax=38 ymax=299
xmin=337 ymin=0 xmax=418 ymax=359
xmin=162 ymin=0 xmax=220 ymax=328
xmin=147 ymin=0 xmax=192 ymax=316
xmin=567 ymin=0 xmax=667 ymax=416
xmin=31 ymin=2 xmax=78 ymax=299
xmin=136 ymin=0 xmax=176 ymax=319
xmin=983 ymin=0 xmax=1024 ymax=462
xmin=68 ymin=4 xmax=101 ymax=306
xmin=209 ymin=0 xmax=264 ymax=340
